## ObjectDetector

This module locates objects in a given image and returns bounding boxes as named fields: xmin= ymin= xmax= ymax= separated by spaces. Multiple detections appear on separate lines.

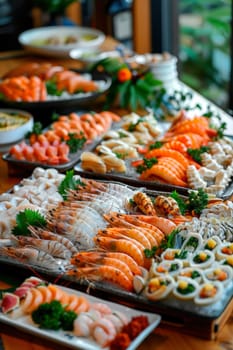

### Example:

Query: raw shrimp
xmin=0 ymin=247 xmax=61 ymax=270
xmin=12 ymin=235 xmax=72 ymax=259
xmin=29 ymin=226 xmax=78 ymax=254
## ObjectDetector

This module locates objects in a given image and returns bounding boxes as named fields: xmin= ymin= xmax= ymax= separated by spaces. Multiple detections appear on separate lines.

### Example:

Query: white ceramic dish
xmin=0 ymin=285 xmax=161 ymax=350
xmin=70 ymin=48 xmax=121 ymax=63
xmin=18 ymin=26 xmax=105 ymax=58
xmin=0 ymin=109 xmax=33 ymax=145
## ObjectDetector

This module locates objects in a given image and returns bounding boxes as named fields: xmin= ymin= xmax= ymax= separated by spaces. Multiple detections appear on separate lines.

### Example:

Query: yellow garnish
xmin=207 ymin=239 xmax=216 ymax=249
xmin=199 ymin=252 xmax=207 ymax=261
xmin=178 ymin=280 xmax=188 ymax=289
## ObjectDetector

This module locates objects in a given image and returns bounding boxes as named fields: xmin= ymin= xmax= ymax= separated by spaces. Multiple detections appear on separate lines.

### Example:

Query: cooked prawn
xmin=94 ymin=236 xmax=145 ymax=267
xmin=67 ymin=265 xmax=133 ymax=292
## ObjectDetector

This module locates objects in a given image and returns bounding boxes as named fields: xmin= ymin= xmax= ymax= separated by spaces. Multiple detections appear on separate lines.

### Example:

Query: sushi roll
xmin=216 ymin=243 xmax=233 ymax=261
xmin=180 ymin=233 xmax=203 ymax=254
xmin=150 ymin=259 xmax=183 ymax=278
xmin=190 ymin=250 xmax=215 ymax=269
xmin=178 ymin=267 xmax=204 ymax=284
xmin=194 ymin=281 xmax=223 ymax=305
xmin=203 ymin=236 xmax=221 ymax=253
xmin=173 ymin=277 xmax=199 ymax=300
xmin=221 ymin=255 xmax=233 ymax=269
xmin=203 ymin=265 xmax=232 ymax=287
xmin=161 ymin=248 xmax=190 ymax=267
xmin=144 ymin=275 xmax=175 ymax=301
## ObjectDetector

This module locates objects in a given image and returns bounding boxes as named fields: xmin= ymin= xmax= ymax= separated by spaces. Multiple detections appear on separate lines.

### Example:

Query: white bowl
xmin=18 ymin=26 xmax=105 ymax=58
xmin=0 ymin=109 xmax=33 ymax=145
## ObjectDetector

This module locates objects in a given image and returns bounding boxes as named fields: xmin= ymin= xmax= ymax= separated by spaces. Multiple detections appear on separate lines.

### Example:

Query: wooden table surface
xmin=0 ymin=45 xmax=233 ymax=350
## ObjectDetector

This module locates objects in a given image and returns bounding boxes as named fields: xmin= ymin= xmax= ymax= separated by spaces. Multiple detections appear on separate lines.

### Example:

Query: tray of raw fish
xmin=0 ymin=275 xmax=161 ymax=350
xmin=0 ymin=167 xmax=232 ymax=324
xmin=2 ymin=110 xmax=121 ymax=172
xmin=0 ymin=62 xmax=112 ymax=112
xmin=74 ymin=109 xmax=233 ymax=199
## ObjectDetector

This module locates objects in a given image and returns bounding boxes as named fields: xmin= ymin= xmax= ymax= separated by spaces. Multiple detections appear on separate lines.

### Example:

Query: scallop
xmin=173 ymin=277 xmax=199 ymax=300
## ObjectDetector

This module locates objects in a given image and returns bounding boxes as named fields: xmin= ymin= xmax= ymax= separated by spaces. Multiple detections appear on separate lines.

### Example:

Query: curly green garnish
xmin=12 ymin=209 xmax=46 ymax=236
xmin=58 ymin=170 xmax=86 ymax=200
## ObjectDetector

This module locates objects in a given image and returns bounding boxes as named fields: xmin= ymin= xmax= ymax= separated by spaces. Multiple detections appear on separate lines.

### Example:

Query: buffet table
xmin=0 ymin=47 xmax=233 ymax=350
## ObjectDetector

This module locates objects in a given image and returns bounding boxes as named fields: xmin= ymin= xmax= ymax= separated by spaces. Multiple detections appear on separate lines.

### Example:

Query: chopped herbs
xmin=175 ymin=250 xmax=188 ymax=260
xmin=169 ymin=263 xmax=179 ymax=272
xmin=12 ymin=209 xmax=46 ymax=236
xmin=191 ymin=270 xmax=201 ymax=279
xmin=177 ymin=283 xmax=195 ymax=295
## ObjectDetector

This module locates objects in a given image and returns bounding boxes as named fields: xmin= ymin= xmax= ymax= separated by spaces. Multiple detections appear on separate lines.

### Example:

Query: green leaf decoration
xmin=129 ymin=84 xmax=137 ymax=111
xmin=58 ymin=170 xmax=86 ymax=200
xmin=119 ymin=80 xmax=131 ymax=107
xmin=66 ymin=133 xmax=86 ymax=153
xmin=12 ymin=209 xmax=47 ymax=236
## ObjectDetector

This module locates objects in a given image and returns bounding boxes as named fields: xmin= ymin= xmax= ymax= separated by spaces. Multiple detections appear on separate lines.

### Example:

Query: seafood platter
xmin=0 ymin=62 xmax=112 ymax=115
xmin=2 ymin=109 xmax=121 ymax=174
xmin=0 ymin=167 xmax=233 ymax=340
xmin=74 ymin=109 xmax=233 ymax=199
xmin=0 ymin=276 xmax=161 ymax=350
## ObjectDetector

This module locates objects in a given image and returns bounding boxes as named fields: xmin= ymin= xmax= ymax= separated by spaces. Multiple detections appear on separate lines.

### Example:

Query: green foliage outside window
xmin=179 ymin=0 xmax=231 ymax=108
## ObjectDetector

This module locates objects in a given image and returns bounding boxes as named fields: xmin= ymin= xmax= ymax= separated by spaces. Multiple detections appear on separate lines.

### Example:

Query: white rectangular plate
xmin=0 ymin=285 xmax=161 ymax=350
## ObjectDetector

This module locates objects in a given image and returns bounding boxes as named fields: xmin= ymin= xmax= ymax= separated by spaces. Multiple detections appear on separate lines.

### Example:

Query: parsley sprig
xmin=136 ymin=157 xmax=158 ymax=174
xmin=187 ymin=146 xmax=210 ymax=164
xmin=12 ymin=209 xmax=46 ymax=236
xmin=170 ymin=189 xmax=208 ymax=216
xmin=58 ymin=170 xmax=86 ymax=200
xmin=65 ymin=132 xmax=86 ymax=153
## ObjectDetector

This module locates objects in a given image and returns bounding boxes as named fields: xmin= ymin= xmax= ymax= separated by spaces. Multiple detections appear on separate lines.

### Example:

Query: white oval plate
xmin=18 ymin=26 xmax=105 ymax=58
